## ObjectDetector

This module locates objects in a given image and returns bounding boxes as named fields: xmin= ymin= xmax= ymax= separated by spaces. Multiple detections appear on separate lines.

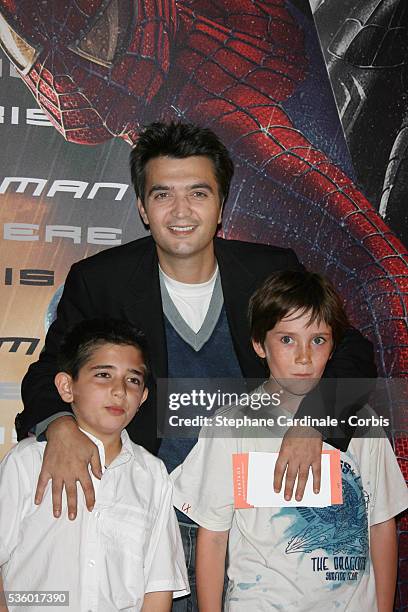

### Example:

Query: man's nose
xmin=172 ymin=194 xmax=192 ymax=217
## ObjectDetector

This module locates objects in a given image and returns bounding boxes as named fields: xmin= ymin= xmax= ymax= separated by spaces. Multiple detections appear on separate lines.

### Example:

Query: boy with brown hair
xmin=172 ymin=270 xmax=407 ymax=611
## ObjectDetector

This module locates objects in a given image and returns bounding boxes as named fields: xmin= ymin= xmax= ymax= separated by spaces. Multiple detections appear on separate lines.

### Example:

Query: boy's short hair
xmin=129 ymin=121 xmax=234 ymax=203
xmin=57 ymin=318 xmax=150 ymax=383
xmin=249 ymin=270 xmax=350 ymax=347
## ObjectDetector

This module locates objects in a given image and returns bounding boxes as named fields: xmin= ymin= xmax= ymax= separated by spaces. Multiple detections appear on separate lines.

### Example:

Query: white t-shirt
xmin=171 ymin=403 xmax=408 ymax=612
xmin=160 ymin=265 xmax=218 ymax=333
xmin=0 ymin=430 xmax=189 ymax=612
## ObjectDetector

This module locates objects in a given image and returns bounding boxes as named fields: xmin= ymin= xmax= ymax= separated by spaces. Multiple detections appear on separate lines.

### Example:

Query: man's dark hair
xmin=57 ymin=318 xmax=150 ymax=383
xmin=249 ymin=270 xmax=350 ymax=347
xmin=129 ymin=121 xmax=234 ymax=203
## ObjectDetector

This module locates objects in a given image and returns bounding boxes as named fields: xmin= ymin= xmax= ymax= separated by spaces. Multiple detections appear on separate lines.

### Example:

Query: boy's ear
xmin=137 ymin=197 xmax=149 ymax=226
xmin=139 ymin=386 xmax=149 ymax=407
xmin=252 ymin=339 xmax=266 ymax=360
xmin=54 ymin=372 xmax=74 ymax=404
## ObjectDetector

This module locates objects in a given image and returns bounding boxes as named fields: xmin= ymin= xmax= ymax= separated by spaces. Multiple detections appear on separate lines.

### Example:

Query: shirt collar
xmin=159 ymin=263 xmax=219 ymax=291
xmin=79 ymin=428 xmax=134 ymax=471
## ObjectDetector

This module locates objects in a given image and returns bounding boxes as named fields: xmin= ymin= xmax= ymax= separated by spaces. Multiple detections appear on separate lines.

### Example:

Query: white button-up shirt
xmin=0 ymin=430 xmax=189 ymax=611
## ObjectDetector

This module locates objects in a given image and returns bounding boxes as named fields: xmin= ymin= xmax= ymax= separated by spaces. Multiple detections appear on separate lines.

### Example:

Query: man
xmin=18 ymin=122 xmax=376 ymax=610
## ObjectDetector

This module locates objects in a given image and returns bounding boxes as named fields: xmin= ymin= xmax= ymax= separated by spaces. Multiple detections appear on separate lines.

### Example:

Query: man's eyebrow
xmin=147 ymin=182 xmax=215 ymax=197
xmin=148 ymin=184 xmax=171 ymax=197
xmin=189 ymin=182 xmax=214 ymax=192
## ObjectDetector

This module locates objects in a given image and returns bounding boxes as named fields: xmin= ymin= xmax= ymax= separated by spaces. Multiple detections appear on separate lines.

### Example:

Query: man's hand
xmin=35 ymin=416 xmax=102 ymax=519
xmin=274 ymin=426 xmax=323 ymax=501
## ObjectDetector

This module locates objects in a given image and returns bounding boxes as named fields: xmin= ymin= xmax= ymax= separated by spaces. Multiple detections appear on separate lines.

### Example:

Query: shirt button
xmin=88 ymin=559 xmax=95 ymax=567
xmin=95 ymin=511 xmax=100 ymax=518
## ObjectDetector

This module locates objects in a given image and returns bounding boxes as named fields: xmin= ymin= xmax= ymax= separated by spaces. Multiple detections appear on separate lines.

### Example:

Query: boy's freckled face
xmin=253 ymin=309 xmax=333 ymax=395
xmin=69 ymin=344 xmax=148 ymax=437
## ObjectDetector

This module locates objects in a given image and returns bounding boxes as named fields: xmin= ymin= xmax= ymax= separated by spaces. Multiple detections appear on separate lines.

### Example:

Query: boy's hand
xmin=274 ymin=425 xmax=323 ymax=501
xmin=35 ymin=416 xmax=102 ymax=519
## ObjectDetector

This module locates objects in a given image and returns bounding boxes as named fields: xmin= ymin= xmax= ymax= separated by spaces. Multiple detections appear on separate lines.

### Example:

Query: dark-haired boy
xmin=0 ymin=319 xmax=188 ymax=612
xmin=172 ymin=271 xmax=408 ymax=611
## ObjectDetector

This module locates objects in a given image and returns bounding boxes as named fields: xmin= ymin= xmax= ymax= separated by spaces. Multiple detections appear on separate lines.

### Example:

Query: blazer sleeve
xmin=295 ymin=328 xmax=377 ymax=451
xmin=17 ymin=263 xmax=94 ymax=439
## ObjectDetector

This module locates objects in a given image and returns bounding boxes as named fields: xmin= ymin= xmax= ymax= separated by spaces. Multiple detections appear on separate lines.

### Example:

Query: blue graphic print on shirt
xmin=274 ymin=457 xmax=369 ymax=585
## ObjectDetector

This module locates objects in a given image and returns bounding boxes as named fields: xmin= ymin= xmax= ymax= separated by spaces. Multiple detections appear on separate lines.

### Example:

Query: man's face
xmin=252 ymin=309 xmax=334 ymax=395
xmin=56 ymin=343 xmax=148 ymax=439
xmin=137 ymin=155 xmax=223 ymax=261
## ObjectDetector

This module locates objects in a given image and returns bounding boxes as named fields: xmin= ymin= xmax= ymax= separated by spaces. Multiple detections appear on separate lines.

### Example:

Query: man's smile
xmin=167 ymin=225 xmax=197 ymax=234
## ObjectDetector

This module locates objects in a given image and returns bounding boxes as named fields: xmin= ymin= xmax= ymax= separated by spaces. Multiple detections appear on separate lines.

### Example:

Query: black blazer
xmin=18 ymin=236 xmax=376 ymax=452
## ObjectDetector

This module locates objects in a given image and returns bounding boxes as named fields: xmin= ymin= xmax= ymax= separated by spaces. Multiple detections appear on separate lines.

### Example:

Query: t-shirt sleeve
xmin=0 ymin=445 xmax=32 ymax=566
xmin=369 ymin=436 xmax=408 ymax=526
xmin=171 ymin=433 xmax=235 ymax=531
xmin=144 ymin=463 xmax=189 ymax=599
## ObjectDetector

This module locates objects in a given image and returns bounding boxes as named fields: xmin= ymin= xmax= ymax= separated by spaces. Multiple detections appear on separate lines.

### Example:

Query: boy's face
xmin=252 ymin=309 xmax=333 ymax=395
xmin=55 ymin=343 xmax=148 ymax=438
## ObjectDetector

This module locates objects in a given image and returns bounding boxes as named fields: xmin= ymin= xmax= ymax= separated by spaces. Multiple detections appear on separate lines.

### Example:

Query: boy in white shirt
xmin=171 ymin=270 xmax=408 ymax=611
xmin=0 ymin=318 xmax=189 ymax=612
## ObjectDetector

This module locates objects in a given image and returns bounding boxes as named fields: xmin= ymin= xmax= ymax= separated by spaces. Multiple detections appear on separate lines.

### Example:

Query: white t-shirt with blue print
xmin=171 ymin=401 xmax=408 ymax=611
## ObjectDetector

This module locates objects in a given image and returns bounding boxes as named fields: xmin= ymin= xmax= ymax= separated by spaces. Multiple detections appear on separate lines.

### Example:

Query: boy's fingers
xmin=90 ymin=451 xmax=103 ymax=481
xmin=312 ymin=461 xmax=322 ymax=494
xmin=65 ymin=481 xmax=78 ymax=520
xmin=34 ymin=471 xmax=50 ymax=505
xmin=78 ymin=471 xmax=96 ymax=512
xmin=51 ymin=478 xmax=64 ymax=518
xmin=273 ymin=458 xmax=288 ymax=493
xmin=294 ymin=467 xmax=310 ymax=501
xmin=283 ymin=465 xmax=298 ymax=501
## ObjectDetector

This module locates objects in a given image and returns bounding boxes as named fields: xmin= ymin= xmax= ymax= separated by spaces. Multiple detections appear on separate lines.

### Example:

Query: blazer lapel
xmin=121 ymin=237 xmax=265 ymax=380
xmin=122 ymin=241 xmax=168 ymax=378
xmin=215 ymin=239 xmax=265 ymax=378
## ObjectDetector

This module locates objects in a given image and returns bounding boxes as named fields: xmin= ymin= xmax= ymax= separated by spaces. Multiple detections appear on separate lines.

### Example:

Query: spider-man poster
xmin=312 ymin=0 xmax=408 ymax=247
xmin=0 ymin=0 xmax=407 ymax=607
